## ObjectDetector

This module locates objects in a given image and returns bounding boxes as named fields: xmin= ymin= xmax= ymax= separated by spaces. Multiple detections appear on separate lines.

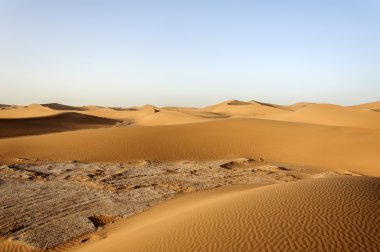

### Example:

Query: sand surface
xmin=0 ymin=118 xmax=379 ymax=176
xmin=274 ymin=103 xmax=380 ymax=129
xmin=77 ymin=176 xmax=380 ymax=252
xmin=0 ymin=100 xmax=379 ymax=251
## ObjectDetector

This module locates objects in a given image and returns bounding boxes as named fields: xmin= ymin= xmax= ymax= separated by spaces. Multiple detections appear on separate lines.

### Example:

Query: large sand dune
xmin=78 ymin=176 xmax=380 ymax=252
xmin=0 ymin=118 xmax=379 ymax=176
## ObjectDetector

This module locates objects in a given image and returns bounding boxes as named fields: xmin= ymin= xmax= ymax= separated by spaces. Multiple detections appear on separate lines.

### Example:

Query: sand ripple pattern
xmin=94 ymin=176 xmax=380 ymax=252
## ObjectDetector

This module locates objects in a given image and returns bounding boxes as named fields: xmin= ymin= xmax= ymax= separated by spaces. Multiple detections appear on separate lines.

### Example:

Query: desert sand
xmin=77 ymin=176 xmax=380 ymax=252
xmin=0 ymin=100 xmax=379 ymax=251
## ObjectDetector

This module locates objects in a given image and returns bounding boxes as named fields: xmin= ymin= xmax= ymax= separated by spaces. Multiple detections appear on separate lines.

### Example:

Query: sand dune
xmin=0 ymin=112 xmax=120 ymax=138
xmin=4 ymin=101 xmax=380 ymax=129
xmin=201 ymin=100 xmax=289 ymax=117
xmin=0 ymin=100 xmax=379 ymax=251
xmin=81 ymin=105 xmax=211 ymax=126
xmin=274 ymin=103 xmax=380 ymax=129
xmin=78 ymin=176 xmax=380 ymax=252
xmin=0 ymin=104 xmax=59 ymax=119
xmin=0 ymin=118 xmax=379 ymax=176
xmin=348 ymin=101 xmax=380 ymax=110
xmin=80 ymin=107 xmax=138 ymax=120
xmin=136 ymin=109 xmax=210 ymax=126
xmin=251 ymin=100 xmax=293 ymax=111
xmin=287 ymin=102 xmax=315 ymax=110
xmin=41 ymin=103 xmax=86 ymax=111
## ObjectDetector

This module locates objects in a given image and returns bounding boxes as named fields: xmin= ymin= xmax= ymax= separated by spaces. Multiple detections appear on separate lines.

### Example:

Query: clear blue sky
xmin=0 ymin=0 xmax=379 ymax=107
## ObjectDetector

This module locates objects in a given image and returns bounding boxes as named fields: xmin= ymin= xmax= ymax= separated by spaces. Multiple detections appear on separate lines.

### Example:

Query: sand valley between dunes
xmin=0 ymin=100 xmax=379 ymax=251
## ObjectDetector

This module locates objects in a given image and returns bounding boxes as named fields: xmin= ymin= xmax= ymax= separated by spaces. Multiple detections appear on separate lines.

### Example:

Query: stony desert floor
xmin=0 ymin=100 xmax=379 ymax=251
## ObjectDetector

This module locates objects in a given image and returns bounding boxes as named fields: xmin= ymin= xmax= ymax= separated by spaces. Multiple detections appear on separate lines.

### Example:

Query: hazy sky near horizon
xmin=0 ymin=0 xmax=379 ymax=107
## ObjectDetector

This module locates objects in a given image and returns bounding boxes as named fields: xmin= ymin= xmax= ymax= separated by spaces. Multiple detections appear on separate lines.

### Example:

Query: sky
xmin=0 ymin=0 xmax=379 ymax=107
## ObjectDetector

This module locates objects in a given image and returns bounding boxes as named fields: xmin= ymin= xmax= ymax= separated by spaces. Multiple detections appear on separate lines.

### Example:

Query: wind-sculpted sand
xmin=77 ymin=176 xmax=380 ymax=252
xmin=0 ymin=100 xmax=379 ymax=251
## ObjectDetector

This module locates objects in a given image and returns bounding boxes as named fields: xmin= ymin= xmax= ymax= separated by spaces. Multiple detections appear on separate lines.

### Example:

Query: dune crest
xmin=348 ymin=101 xmax=380 ymax=110
xmin=0 ymin=104 xmax=58 ymax=118
xmin=275 ymin=103 xmax=380 ymax=129
xmin=201 ymin=100 xmax=289 ymax=117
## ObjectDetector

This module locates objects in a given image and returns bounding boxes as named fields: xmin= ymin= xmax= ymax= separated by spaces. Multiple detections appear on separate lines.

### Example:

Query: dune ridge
xmin=201 ymin=100 xmax=289 ymax=117
xmin=1 ymin=100 xmax=380 ymax=129
xmin=348 ymin=101 xmax=380 ymax=110
xmin=0 ymin=104 xmax=58 ymax=118
xmin=275 ymin=103 xmax=380 ymax=129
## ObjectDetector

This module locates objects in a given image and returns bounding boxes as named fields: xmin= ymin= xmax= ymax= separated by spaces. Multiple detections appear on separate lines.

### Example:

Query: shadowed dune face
xmin=41 ymin=103 xmax=86 ymax=111
xmin=78 ymin=176 xmax=380 ymax=252
xmin=0 ymin=112 xmax=120 ymax=138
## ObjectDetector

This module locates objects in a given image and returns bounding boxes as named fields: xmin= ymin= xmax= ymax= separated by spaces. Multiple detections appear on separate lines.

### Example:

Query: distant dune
xmin=2 ymin=100 xmax=379 ymax=128
xmin=1 ymin=100 xmax=380 ymax=176
xmin=78 ymin=176 xmax=380 ymax=252
xmin=0 ymin=104 xmax=58 ymax=118
xmin=0 ymin=112 xmax=119 ymax=138
xmin=41 ymin=103 xmax=87 ymax=111
xmin=201 ymin=100 xmax=289 ymax=117
xmin=275 ymin=103 xmax=380 ymax=129
xmin=348 ymin=101 xmax=380 ymax=110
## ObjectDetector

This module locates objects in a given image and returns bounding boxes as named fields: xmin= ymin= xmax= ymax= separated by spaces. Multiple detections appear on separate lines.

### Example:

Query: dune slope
xmin=0 ymin=112 xmax=120 ymax=138
xmin=0 ymin=104 xmax=58 ymax=119
xmin=78 ymin=176 xmax=380 ymax=252
xmin=201 ymin=100 xmax=289 ymax=117
xmin=0 ymin=118 xmax=379 ymax=176
xmin=348 ymin=101 xmax=380 ymax=110
xmin=277 ymin=104 xmax=380 ymax=129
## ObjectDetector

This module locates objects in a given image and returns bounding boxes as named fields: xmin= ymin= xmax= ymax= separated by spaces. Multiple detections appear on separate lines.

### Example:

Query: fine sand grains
xmin=78 ymin=176 xmax=380 ymax=252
